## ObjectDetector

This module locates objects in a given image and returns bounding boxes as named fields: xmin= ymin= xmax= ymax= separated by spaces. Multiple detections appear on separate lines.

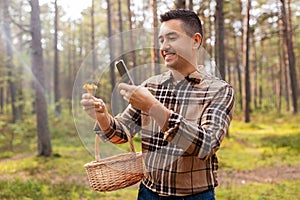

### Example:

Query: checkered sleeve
xmin=164 ymin=85 xmax=235 ymax=159
xmin=94 ymin=105 xmax=142 ymax=144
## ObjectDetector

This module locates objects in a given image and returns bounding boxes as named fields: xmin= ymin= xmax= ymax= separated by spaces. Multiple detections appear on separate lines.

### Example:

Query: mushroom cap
xmin=83 ymin=83 xmax=98 ymax=90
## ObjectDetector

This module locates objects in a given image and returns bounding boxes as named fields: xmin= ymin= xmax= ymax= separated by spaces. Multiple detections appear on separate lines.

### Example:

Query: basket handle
xmin=94 ymin=131 xmax=136 ymax=161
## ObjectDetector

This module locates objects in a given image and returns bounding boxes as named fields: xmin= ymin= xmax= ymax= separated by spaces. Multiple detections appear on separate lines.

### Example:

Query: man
xmin=81 ymin=9 xmax=234 ymax=199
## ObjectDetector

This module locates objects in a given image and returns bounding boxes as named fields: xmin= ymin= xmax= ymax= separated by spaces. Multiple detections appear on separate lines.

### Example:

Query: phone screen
xmin=115 ymin=60 xmax=134 ymax=85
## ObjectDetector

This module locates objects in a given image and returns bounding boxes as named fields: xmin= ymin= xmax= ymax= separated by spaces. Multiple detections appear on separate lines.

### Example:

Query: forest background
xmin=0 ymin=0 xmax=299 ymax=199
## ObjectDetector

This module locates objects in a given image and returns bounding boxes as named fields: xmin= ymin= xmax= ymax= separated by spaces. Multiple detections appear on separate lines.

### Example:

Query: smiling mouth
xmin=163 ymin=50 xmax=176 ymax=60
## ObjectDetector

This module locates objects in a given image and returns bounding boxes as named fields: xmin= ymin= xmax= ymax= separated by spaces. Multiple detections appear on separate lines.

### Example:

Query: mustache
xmin=162 ymin=48 xmax=176 ymax=55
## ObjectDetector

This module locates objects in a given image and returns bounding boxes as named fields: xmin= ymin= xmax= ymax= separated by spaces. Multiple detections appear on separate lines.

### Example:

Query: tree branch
xmin=8 ymin=13 xmax=31 ymax=33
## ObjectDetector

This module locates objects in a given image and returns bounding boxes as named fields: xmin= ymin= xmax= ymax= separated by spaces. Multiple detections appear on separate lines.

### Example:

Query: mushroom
xmin=83 ymin=83 xmax=98 ymax=94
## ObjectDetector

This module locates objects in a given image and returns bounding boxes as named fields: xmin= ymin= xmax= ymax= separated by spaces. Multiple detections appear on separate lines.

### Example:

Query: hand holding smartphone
xmin=115 ymin=60 xmax=134 ymax=85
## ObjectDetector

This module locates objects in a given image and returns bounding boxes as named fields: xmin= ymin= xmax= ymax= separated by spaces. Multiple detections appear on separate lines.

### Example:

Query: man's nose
xmin=160 ymin=40 xmax=171 ymax=51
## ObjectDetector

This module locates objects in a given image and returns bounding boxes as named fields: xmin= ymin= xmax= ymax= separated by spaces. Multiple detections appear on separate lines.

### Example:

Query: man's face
xmin=158 ymin=19 xmax=195 ymax=70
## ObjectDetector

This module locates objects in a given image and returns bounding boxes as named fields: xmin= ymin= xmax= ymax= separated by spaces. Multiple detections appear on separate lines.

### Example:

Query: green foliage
xmin=0 ymin=115 xmax=36 ymax=155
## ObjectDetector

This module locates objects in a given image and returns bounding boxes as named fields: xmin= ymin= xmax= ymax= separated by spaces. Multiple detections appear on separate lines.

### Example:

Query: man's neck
xmin=171 ymin=66 xmax=197 ymax=81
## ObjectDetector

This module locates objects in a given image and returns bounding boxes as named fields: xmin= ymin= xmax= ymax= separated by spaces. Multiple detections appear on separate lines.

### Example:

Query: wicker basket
xmin=84 ymin=132 xmax=143 ymax=192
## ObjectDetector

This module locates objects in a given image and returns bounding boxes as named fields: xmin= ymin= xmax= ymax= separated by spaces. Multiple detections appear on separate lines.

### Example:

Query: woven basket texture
xmin=84 ymin=134 xmax=143 ymax=192
xmin=85 ymin=152 xmax=143 ymax=192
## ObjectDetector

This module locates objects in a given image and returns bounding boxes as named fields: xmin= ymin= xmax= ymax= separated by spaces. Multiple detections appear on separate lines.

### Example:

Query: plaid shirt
xmin=95 ymin=67 xmax=235 ymax=196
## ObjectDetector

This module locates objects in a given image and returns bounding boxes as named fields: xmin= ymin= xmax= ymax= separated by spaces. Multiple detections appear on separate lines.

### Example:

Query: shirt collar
xmin=160 ymin=71 xmax=173 ymax=85
xmin=185 ymin=70 xmax=202 ymax=84
xmin=160 ymin=67 xmax=203 ymax=85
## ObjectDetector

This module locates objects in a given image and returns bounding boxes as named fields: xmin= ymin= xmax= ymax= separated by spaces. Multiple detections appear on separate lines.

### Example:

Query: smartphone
xmin=115 ymin=60 xmax=134 ymax=85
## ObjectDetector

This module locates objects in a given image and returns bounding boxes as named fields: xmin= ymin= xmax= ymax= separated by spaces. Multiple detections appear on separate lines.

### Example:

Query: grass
xmin=218 ymin=114 xmax=300 ymax=170
xmin=216 ymin=181 xmax=299 ymax=200
xmin=0 ymin=179 xmax=138 ymax=200
xmin=0 ymin=112 xmax=299 ymax=199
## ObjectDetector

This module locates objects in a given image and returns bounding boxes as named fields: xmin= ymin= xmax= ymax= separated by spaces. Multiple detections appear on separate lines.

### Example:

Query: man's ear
xmin=192 ymin=33 xmax=202 ymax=49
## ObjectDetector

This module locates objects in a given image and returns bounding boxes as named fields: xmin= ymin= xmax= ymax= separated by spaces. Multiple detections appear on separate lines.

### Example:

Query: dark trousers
xmin=137 ymin=183 xmax=215 ymax=200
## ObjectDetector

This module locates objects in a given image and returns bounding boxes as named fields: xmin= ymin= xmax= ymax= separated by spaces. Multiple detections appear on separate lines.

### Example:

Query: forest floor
xmin=1 ymin=153 xmax=299 ymax=187
xmin=1 ymin=113 xmax=299 ymax=199
xmin=218 ymin=164 xmax=300 ymax=186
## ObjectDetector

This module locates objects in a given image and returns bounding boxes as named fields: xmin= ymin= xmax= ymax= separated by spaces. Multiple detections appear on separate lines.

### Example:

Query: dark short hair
xmin=160 ymin=9 xmax=203 ymax=37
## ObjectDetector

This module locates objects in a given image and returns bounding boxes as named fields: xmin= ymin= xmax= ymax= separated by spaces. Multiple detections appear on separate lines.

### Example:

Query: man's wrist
xmin=148 ymin=101 xmax=171 ymax=131
xmin=97 ymin=113 xmax=112 ymax=132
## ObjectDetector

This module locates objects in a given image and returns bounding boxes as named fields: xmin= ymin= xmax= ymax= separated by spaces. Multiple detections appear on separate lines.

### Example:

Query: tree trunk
xmin=215 ymin=0 xmax=226 ymax=80
xmin=276 ymin=33 xmax=283 ymax=114
xmin=233 ymin=35 xmax=243 ymax=111
xmin=30 ymin=0 xmax=52 ymax=157
xmin=208 ymin=2 xmax=214 ymax=60
xmin=174 ymin=0 xmax=186 ymax=9
xmin=280 ymin=0 xmax=298 ymax=114
xmin=117 ymin=0 xmax=125 ymax=61
xmin=258 ymin=38 xmax=264 ymax=108
xmin=3 ymin=0 xmax=21 ymax=123
xmin=186 ymin=0 xmax=193 ymax=10
xmin=0 ymin=30 xmax=4 ymax=114
xmin=17 ymin=1 xmax=25 ymax=120
xmin=54 ymin=0 xmax=61 ymax=116
xmin=152 ymin=0 xmax=160 ymax=75
xmin=126 ymin=0 xmax=136 ymax=69
xmin=251 ymin=32 xmax=258 ymax=110
xmin=91 ymin=0 xmax=97 ymax=71
xmin=279 ymin=19 xmax=290 ymax=112
xmin=242 ymin=0 xmax=251 ymax=122
xmin=67 ymin=22 xmax=73 ymax=114
xmin=107 ymin=0 xmax=116 ymax=92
